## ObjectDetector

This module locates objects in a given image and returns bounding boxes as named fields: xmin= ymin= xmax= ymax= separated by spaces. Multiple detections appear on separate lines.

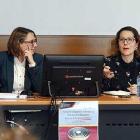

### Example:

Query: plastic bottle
xmin=137 ymin=72 xmax=140 ymax=98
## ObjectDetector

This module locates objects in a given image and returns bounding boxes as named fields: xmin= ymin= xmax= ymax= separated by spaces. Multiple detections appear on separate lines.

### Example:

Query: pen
xmin=128 ymin=82 xmax=131 ymax=86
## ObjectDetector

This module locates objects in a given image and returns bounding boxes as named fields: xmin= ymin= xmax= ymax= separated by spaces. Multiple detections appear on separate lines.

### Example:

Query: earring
xmin=135 ymin=46 xmax=138 ymax=50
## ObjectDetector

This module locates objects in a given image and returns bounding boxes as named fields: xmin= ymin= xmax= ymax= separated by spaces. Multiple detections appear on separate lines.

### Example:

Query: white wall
xmin=0 ymin=0 xmax=140 ymax=35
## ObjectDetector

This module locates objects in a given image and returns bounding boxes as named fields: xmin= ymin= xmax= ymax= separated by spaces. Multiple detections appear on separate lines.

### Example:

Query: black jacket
xmin=102 ymin=55 xmax=140 ymax=91
xmin=0 ymin=51 xmax=43 ymax=93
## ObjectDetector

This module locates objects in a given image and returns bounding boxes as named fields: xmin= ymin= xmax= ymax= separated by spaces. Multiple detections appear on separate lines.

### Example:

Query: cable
xmin=44 ymin=87 xmax=75 ymax=139
xmin=6 ymin=121 xmax=29 ymax=135
xmin=45 ymin=90 xmax=75 ymax=139
xmin=44 ymin=94 xmax=57 ymax=140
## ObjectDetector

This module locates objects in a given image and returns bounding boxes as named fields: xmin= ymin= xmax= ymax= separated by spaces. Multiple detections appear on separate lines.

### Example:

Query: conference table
xmin=0 ymin=94 xmax=140 ymax=140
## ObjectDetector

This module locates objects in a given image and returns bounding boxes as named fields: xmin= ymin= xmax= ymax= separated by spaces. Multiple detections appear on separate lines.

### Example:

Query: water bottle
xmin=137 ymin=72 xmax=140 ymax=98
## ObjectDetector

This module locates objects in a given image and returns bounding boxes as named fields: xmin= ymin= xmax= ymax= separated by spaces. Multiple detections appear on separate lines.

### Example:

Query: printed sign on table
xmin=59 ymin=101 xmax=98 ymax=140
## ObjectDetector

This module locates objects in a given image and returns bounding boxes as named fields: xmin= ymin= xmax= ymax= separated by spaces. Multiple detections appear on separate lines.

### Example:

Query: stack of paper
xmin=103 ymin=90 xmax=131 ymax=96
xmin=0 ymin=93 xmax=18 ymax=99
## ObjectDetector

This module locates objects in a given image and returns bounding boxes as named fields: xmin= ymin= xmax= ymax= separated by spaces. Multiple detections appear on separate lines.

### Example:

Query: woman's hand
xmin=24 ymin=45 xmax=35 ymax=64
xmin=103 ymin=66 xmax=114 ymax=79
xmin=127 ymin=84 xmax=137 ymax=94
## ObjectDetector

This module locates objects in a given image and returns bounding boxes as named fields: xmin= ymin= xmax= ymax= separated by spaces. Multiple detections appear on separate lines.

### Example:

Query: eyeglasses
xmin=118 ymin=37 xmax=135 ymax=44
xmin=23 ymin=39 xmax=37 ymax=45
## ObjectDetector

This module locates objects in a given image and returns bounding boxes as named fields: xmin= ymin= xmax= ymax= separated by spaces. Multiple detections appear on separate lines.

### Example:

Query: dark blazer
xmin=0 ymin=51 xmax=43 ymax=93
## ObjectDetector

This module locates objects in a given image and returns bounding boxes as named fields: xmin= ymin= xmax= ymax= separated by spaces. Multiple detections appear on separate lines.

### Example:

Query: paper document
xmin=59 ymin=101 xmax=99 ymax=140
xmin=103 ymin=90 xmax=131 ymax=96
xmin=0 ymin=93 xmax=18 ymax=99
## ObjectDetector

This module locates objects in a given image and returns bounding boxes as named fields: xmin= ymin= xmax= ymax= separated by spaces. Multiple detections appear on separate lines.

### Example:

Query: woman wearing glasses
xmin=0 ymin=27 xmax=43 ymax=93
xmin=0 ymin=27 xmax=47 ymax=139
xmin=102 ymin=26 xmax=140 ymax=94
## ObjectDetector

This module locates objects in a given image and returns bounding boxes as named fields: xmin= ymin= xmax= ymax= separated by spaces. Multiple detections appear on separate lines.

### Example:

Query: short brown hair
xmin=108 ymin=26 xmax=140 ymax=57
xmin=7 ymin=27 xmax=36 ymax=57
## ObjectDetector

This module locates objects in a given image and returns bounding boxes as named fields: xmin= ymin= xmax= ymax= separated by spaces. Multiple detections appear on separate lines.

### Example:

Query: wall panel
xmin=0 ymin=35 xmax=114 ymax=57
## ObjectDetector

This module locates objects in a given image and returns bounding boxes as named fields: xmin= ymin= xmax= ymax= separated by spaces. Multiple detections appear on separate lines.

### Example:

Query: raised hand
xmin=24 ymin=45 xmax=35 ymax=64
xmin=103 ymin=66 xmax=114 ymax=79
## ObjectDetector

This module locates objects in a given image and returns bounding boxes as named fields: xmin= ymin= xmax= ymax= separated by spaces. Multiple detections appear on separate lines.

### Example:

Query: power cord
xmin=6 ymin=121 xmax=29 ymax=135
xmin=45 ymin=95 xmax=57 ymax=140
xmin=44 ymin=88 xmax=76 ymax=139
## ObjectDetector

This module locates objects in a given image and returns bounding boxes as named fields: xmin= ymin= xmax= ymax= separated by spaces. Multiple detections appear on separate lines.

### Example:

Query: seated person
xmin=0 ymin=27 xmax=47 ymax=140
xmin=102 ymin=26 xmax=140 ymax=94
xmin=0 ymin=27 xmax=43 ymax=93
